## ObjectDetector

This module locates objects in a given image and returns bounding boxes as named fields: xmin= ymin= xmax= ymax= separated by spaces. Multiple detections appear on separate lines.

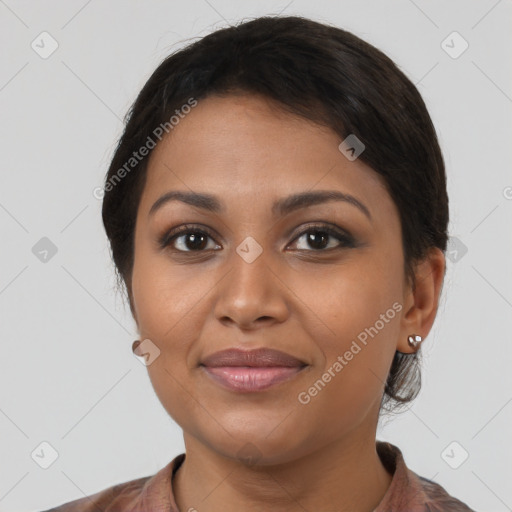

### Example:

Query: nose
xmin=212 ymin=244 xmax=290 ymax=331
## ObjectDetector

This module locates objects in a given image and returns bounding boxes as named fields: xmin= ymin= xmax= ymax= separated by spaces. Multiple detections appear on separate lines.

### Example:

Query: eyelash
xmin=158 ymin=223 xmax=356 ymax=254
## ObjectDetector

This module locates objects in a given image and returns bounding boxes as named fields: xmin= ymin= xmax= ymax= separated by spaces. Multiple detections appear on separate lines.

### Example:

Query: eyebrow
xmin=149 ymin=190 xmax=372 ymax=221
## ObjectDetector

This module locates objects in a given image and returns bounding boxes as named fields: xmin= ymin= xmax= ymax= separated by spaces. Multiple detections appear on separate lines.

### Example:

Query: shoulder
xmin=375 ymin=441 xmax=477 ymax=512
xmin=417 ymin=474 xmax=477 ymax=512
xmin=39 ymin=454 xmax=185 ymax=512
xmin=39 ymin=474 xmax=152 ymax=512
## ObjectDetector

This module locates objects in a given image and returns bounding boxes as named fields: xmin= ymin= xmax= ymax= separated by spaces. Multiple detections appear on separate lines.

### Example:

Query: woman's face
xmin=130 ymin=94 xmax=431 ymax=463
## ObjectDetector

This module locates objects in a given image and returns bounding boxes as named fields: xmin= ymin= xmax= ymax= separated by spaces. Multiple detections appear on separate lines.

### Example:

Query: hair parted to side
xmin=101 ymin=15 xmax=449 ymax=414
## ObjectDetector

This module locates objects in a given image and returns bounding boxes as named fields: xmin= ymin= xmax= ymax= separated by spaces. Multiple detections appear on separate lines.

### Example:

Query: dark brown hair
xmin=101 ymin=15 xmax=448 ymax=413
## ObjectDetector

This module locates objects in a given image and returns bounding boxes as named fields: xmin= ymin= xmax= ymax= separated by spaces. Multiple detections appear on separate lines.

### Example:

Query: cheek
xmin=131 ymin=243 xmax=193 ymax=337
xmin=295 ymin=298 xmax=401 ymax=438
xmin=130 ymin=248 xmax=216 ymax=426
xmin=293 ymin=253 xmax=402 ymax=346
xmin=298 ymin=258 xmax=402 ymax=403
xmin=145 ymin=360 xmax=210 ymax=445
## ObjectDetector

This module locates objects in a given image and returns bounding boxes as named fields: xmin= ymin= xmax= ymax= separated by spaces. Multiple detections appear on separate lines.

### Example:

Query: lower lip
xmin=201 ymin=366 xmax=305 ymax=392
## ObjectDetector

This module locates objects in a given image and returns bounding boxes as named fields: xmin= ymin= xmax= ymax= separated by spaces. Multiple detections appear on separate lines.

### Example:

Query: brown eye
xmin=290 ymin=224 xmax=355 ymax=251
xmin=174 ymin=232 xmax=211 ymax=251
xmin=159 ymin=225 xmax=220 ymax=252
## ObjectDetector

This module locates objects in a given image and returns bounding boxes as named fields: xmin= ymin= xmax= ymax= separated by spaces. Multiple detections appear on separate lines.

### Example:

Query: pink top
xmin=42 ymin=441 xmax=476 ymax=511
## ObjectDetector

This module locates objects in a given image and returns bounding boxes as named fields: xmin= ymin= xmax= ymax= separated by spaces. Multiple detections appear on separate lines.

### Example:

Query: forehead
xmin=139 ymin=94 xmax=396 ymax=223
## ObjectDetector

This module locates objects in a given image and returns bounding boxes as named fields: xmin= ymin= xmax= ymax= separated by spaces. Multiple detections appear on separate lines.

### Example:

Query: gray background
xmin=1 ymin=1 xmax=511 ymax=511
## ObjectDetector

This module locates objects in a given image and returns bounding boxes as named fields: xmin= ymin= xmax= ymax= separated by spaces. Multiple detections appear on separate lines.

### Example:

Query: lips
xmin=200 ymin=347 xmax=307 ymax=368
xmin=199 ymin=347 xmax=308 ymax=392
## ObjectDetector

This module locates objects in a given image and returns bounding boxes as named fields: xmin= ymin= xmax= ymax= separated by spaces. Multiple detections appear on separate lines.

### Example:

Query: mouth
xmin=199 ymin=347 xmax=308 ymax=393
xmin=200 ymin=365 xmax=307 ymax=392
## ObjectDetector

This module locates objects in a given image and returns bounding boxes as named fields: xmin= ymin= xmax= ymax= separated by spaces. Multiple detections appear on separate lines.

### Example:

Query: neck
xmin=173 ymin=423 xmax=393 ymax=512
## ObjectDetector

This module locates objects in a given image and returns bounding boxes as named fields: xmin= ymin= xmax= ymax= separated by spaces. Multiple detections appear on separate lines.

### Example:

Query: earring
xmin=407 ymin=334 xmax=422 ymax=348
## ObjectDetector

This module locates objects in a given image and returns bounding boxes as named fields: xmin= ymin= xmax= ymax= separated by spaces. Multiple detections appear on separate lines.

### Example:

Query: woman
xmin=44 ymin=15 xmax=475 ymax=512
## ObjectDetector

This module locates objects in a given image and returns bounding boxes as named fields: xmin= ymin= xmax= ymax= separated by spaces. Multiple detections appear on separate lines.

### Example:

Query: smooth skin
xmin=130 ymin=93 xmax=446 ymax=512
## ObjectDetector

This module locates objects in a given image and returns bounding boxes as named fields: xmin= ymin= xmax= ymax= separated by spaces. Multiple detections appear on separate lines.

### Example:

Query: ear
xmin=397 ymin=247 xmax=446 ymax=354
